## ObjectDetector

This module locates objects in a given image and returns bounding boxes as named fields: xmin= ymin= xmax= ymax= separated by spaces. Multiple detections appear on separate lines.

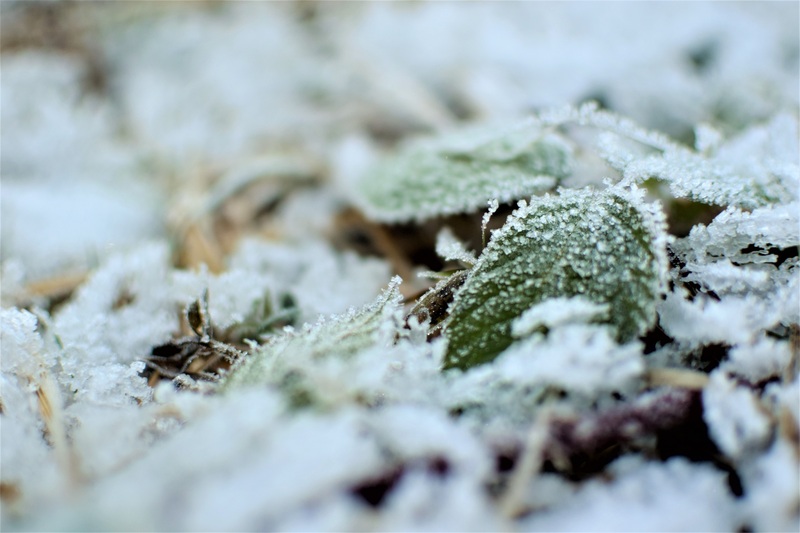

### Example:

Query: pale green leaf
xmin=442 ymin=186 xmax=669 ymax=371
xmin=355 ymin=123 xmax=572 ymax=222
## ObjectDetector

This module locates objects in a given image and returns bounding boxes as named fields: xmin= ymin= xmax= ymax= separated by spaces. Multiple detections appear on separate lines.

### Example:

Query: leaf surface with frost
xmin=443 ymin=186 xmax=668 ymax=370
xmin=602 ymin=114 xmax=799 ymax=209
xmin=220 ymin=277 xmax=403 ymax=400
xmin=355 ymin=123 xmax=572 ymax=222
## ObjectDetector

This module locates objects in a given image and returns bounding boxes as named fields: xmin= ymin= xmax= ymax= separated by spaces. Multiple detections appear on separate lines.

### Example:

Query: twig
xmin=784 ymin=324 xmax=799 ymax=384
xmin=498 ymin=411 xmax=551 ymax=519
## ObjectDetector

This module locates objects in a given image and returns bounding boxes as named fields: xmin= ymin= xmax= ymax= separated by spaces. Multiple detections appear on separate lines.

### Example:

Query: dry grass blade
xmin=645 ymin=368 xmax=710 ymax=390
xmin=497 ymin=413 xmax=551 ymax=519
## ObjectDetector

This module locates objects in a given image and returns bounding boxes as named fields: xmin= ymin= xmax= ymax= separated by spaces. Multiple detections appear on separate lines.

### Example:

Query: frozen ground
xmin=1 ymin=2 xmax=798 ymax=531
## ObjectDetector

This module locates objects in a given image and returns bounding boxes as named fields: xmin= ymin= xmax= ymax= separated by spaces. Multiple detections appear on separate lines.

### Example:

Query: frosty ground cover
xmin=1 ymin=2 xmax=798 ymax=531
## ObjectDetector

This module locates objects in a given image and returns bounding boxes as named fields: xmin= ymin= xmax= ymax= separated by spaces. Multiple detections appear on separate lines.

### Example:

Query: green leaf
xmin=219 ymin=277 xmax=402 ymax=400
xmin=355 ymin=123 xmax=572 ymax=222
xmin=442 ymin=186 xmax=669 ymax=371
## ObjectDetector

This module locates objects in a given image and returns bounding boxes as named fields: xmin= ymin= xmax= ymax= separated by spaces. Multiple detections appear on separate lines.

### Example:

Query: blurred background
xmin=2 ymin=1 xmax=798 ymax=285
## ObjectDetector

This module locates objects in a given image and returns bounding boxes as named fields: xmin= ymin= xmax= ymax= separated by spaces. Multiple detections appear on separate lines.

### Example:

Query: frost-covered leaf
xmin=219 ymin=277 xmax=403 ymax=403
xmin=609 ymin=114 xmax=800 ymax=209
xmin=443 ymin=186 xmax=668 ymax=370
xmin=355 ymin=123 xmax=571 ymax=222
xmin=621 ymin=151 xmax=796 ymax=210
xmin=676 ymin=202 xmax=799 ymax=267
xmin=668 ymin=201 xmax=799 ymax=309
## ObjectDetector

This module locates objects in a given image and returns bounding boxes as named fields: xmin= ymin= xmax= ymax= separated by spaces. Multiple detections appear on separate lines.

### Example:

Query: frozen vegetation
xmin=1 ymin=2 xmax=798 ymax=531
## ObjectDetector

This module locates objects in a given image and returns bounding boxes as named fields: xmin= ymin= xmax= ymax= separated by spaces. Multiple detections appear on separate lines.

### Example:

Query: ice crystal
xmin=443 ymin=185 xmax=669 ymax=370
xmin=435 ymin=227 xmax=477 ymax=267
xmin=355 ymin=122 xmax=572 ymax=222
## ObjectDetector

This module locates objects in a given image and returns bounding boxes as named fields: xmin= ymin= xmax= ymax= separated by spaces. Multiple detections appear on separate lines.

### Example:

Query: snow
xmin=497 ymin=323 xmax=644 ymax=398
xmin=703 ymin=371 xmax=772 ymax=460
xmin=1 ymin=2 xmax=798 ymax=531
xmin=722 ymin=337 xmax=793 ymax=384
xmin=739 ymin=440 xmax=800 ymax=533
xmin=521 ymin=456 xmax=740 ymax=532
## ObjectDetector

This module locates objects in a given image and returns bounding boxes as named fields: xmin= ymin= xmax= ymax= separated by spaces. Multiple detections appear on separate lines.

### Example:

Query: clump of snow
xmin=0 ymin=373 xmax=67 ymax=520
xmin=680 ymin=203 xmax=800 ymax=265
xmin=0 ymin=51 xmax=136 ymax=183
xmin=104 ymin=3 xmax=333 ymax=168
xmin=497 ymin=324 xmax=644 ymax=398
xmin=721 ymin=337 xmax=793 ymax=383
xmin=659 ymin=289 xmax=761 ymax=347
xmin=511 ymin=296 xmax=609 ymax=337
xmin=1 ymin=181 xmax=163 ymax=280
xmin=703 ymin=371 xmax=772 ymax=461
xmin=1 ymin=308 xmax=47 ymax=376
xmin=520 ymin=455 xmax=741 ymax=532
xmin=350 ymin=3 xmax=798 ymax=133
xmin=1 ymin=310 xmax=69 ymax=518
xmin=738 ymin=440 xmax=800 ymax=532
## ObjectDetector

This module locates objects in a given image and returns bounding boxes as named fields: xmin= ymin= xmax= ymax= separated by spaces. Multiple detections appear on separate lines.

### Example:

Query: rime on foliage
xmin=356 ymin=123 xmax=572 ymax=222
xmin=219 ymin=277 xmax=403 ymax=402
xmin=442 ymin=186 xmax=669 ymax=371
